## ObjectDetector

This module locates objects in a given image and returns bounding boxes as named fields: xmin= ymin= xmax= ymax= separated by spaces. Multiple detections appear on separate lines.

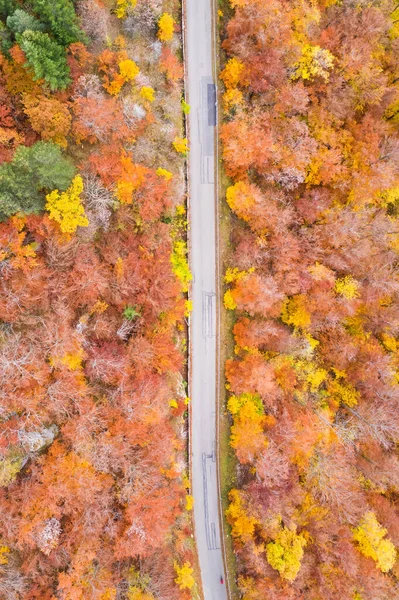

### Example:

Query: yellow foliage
xmin=100 ymin=590 xmax=117 ymax=600
xmin=353 ymin=512 xmax=396 ymax=572
xmin=127 ymin=587 xmax=153 ymax=600
xmin=381 ymin=333 xmax=397 ymax=353
xmin=306 ymin=367 xmax=328 ymax=392
xmin=140 ymin=86 xmax=155 ymax=102
xmin=171 ymin=240 xmax=192 ymax=292
xmin=115 ymin=0 xmax=136 ymax=19
xmin=335 ymin=276 xmax=360 ymax=299
xmin=169 ymin=399 xmax=178 ymax=409
xmin=228 ymin=393 xmax=267 ymax=459
xmin=184 ymin=300 xmax=193 ymax=317
xmin=226 ymin=182 xmax=255 ymax=219
xmin=174 ymin=562 xmax=195 ymax=590
xmin=266 ymin=527 xmax=307 ymax=582
xmin=60 ymin=349 xmax=84 ymax=371
xmin=172 ymin=137 xmax=188 ymax=154
xmin=185 ymin=494 xmax=194 ymax=510
xmin=90 ymin=300 xmax=108 ymax=315
xmin=225 ymin=266 xmax=254 ymax=283
xmin=224 ymin=289 xmax=237 ymax=310
xmin=158 ymin=13 xmax=175 ymax=42
xmin=119 ymin=59 xmax=139 ymax=81
xmin=226 ymin=489 xmax=258 ymax=542
xmin=281 ymin=295 xmax=311 ymax=329
xmin=0 ymin=545 xmax=9 ymax=565
xmin=223 ymin=87 xmax=243 ymax=112
xmin=328 ymin=379 xmax=360 ymax=407
xmin=293 ymin=44 xmax=334 ymax=81
xmin=46 ymin=175 xmax=88 ymax=235
xmin=220 ymin=57 xmax=245 ymax=89
xmin=0 ymin=453 xmax=24 ymax=487
xmin=156 ymin=167 xmax=173 ymax=181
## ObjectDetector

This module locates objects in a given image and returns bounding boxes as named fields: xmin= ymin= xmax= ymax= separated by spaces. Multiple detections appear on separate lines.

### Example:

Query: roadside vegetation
xmin=220 ymin=0 xmax=399 ymax=598
xmin=0 ymin=0 xmax=199 ymax=598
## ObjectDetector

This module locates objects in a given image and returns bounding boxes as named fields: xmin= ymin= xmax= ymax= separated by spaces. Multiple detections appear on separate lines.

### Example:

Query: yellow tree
xmin=46 ymin=175 xmax=88 ymax=234
xmin=266 ymin=527 xmax=307 ymax=582
xmin=353 ymin=512 xmax=396 ymax=572
xmin=158 ymin=13 xmax=175 ymax=42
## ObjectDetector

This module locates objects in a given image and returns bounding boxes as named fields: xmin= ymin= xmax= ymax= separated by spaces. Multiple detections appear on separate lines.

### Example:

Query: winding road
xmin=185 ymin=0 xmax=228 ymax=598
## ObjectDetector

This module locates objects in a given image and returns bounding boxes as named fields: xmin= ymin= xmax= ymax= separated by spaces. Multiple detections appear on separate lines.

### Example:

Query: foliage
xmin=293 ymin=44 xmax=334 ymax=81
xmin=30 ymin=0 xmax=86 ymax=47
xmin=353 ymin=512 xmax=396 ymax=572
xmin=281 ymin=295 xmax=311 ymax=329
xmin=22 ymin=94 xmax=72 ymax=146
xmin=140 ymin=86 xmax=154 ymax=102
xmin=226 ymin=489 xmax=257 ymax=542
xmin=220 ymin=57 xmax=244 ymax=88
xmin=115 ymin=0 xmax=136 ymax=20
xmin=158 ymin=13 xmax=174 ymax=42
xmin=46 ymin=175 xmax=88 ymax=234
xmin=172 ymin=136 xmax=188 ymax=155
xmin=171 ymin=240 xmax=192 ymax=292
xmin=123 ymin=305 xmax=140 ymax=320
xmin=6 ymin=9 xmax=45 ymax=34
xmin=0 ymin=141 xmax=75 ymax=218
xmin=17 ymin=30 xmax=71 ymax=90
xmin=156 ymin=167 xmax=173 ymax=181
xmin=334 ymin=276 xmax=360 ymax=299
xmin=266 ymin=528 xmax=307 ymax=582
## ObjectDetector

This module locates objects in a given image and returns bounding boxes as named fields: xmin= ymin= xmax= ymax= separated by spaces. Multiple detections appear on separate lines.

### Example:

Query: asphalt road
xmin=185 ymin=0 xmax=228 ymax=598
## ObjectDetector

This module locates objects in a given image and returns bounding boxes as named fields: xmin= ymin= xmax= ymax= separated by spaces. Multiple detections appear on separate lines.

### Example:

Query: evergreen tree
xmin=16 ymin=30 xmax=71 ymax=90
xmin=6 ymin=9 xmax=45 ymax=34
xmin=0 ymin=141 xmax=75 ymax=219
xmin=30 ymin=0 xmax=86 ymax=47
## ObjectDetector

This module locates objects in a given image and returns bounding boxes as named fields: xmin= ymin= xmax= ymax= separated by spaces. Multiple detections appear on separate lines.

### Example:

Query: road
xmin=184 ymin=0 xmax=228 ymax=598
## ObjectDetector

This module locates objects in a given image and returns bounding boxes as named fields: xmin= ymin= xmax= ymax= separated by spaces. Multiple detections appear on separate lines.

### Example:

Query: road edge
xmin=181 ymin=0 xmax=204 ymax=597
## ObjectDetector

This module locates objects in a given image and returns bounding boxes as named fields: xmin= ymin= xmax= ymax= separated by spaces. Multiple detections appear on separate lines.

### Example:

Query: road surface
xmin=184 ymin=0 xmax=228 ymax=598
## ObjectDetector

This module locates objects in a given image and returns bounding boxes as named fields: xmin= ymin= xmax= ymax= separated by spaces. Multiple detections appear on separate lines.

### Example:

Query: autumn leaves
xmin=220 ymin=0 xmax=399 ymax=596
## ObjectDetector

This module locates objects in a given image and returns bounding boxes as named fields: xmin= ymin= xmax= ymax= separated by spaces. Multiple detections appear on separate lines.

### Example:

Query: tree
xmin=46 ymin=174 xmax=88 ymax=234
xmin=22 ymin=94 xmax=72 ymax=146
xmin=6 ymin=9 xmax=45 ymax=34
xmin=353 ymin=512 xmax=396 ymax=572
xmin=266 ymin=527 xmax=307 ymax=582
xmin=174 ymin=562 xmax=194 ymax=590
xmin=30 ymin=0 xmax=86 ymax=47
xmin=16 ymin=31 xmax=71 ymax=90
xmin=157 ymin=13 xmax=174 ymax=42
xmin=0 ymin=141 xmax=75 ymax=218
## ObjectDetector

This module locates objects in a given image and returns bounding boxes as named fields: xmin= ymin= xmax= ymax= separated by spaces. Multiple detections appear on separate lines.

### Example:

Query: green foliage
xmin=0 ymin=20 xmax=12 ymax=53
xmin=0 ymin=0 xmax=17 ymax=20
xmin=123 ymin=305 xmax=141 ymax=320
xmin=30 ymin=0 xmax=86 ymax=47
xmin=16 ymin=30 xmax=71 ymax=90
xmin=6 ymin=9 xmax=45 ymax=33
xmin=0 ymin=141 xmax=75 ymax=219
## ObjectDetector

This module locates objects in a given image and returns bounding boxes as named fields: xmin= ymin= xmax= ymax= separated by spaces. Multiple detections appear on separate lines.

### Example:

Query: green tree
xmin=16 ymin=30 xmax=70 ymax=90
xmin=6 ymin=9 xmax=45 ymax=34
xmin=0 ymin=141 xmax=75 ymax=219
xmin=30 ymin=0 xmax=86 ymax=47
xmin=0 ymin=0 xmax=17 ymax=20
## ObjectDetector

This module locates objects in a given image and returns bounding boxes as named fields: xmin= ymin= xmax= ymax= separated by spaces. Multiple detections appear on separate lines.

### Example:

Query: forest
xmin=220 ymin=0 xmax=399 ymax=598
xmin=0 ymin=0 xmax=197 ymax=598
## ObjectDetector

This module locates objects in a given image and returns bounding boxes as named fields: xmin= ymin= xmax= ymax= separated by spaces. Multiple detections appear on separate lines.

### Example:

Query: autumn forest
xmin=1 ymin=0 xmax=399 ymax=598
